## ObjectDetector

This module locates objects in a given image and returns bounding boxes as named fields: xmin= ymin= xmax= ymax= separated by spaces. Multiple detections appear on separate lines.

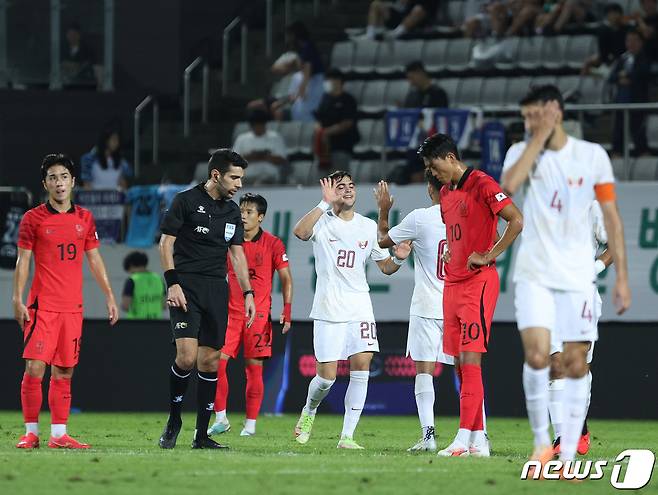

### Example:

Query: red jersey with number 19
xmin=17 ymin=203 xmax=100 ymax=313
xmin=439 ymin=167 xmax=512 ymax=284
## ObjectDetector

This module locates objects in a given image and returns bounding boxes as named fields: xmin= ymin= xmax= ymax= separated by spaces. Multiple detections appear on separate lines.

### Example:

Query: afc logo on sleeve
xmin=495 ymin=192 xmax=507 ymax=202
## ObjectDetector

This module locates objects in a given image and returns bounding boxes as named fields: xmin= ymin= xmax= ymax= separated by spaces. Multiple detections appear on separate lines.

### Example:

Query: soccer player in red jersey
xmin=13 ymin=154 xmax=119 ymax=450
xmin=208 ymin=193 xmax=293 ymax=437
xmin=418 ymin=134 xmax=523 ymax=456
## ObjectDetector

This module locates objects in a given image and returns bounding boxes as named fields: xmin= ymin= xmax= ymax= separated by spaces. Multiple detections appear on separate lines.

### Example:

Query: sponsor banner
xmin=385 ymin=108 xmax=474 ymax=150
xmin=480 ymin=121 xmax=506 ymax=182
xmin=75 ymin=190 xmax=125 ymax=243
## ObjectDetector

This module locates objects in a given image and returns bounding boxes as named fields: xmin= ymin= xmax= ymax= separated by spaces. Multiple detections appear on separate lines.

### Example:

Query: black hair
xmin=327 ymin=170 xmax=352 ymax=184
xmin=247 ymin=108 xmax=270 ymax=125
xmin=425 ymin=169 xmax=442 ymax=191
xmin=417 ymin=133 xmax=461 ymax=161
xmin=96 ymin=126 xmax=122 ymax=170
xmin=519 ymin=84 xmax=565 ymax=113
xmin=325 ymin=68 xmax=345 ymax=81
xmin=66 ymin=22 xmax=81 ymax=33
xmin=405 ymin=60 xmax=426 ymax=74
xmin=123 ymin=251 xmax=149 ymax=271
xmin=41 ymin=153 xmax=76 ymax=180
xmin=240 ymin=193 xmax=268 ymax=215
xmin=207 ymin=148 xmax=248 ymax=178
xmin=626 ymin=28 xmax=645 ymax=40
xmin=604 ymin=3 xmax=623 ymax=14
xmin=286 ymin=21 xmax=310 ymax=42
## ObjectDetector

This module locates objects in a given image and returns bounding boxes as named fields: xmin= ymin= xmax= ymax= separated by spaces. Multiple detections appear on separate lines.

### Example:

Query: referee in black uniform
xmin=158 ymin=149 xmax=256 ymax=449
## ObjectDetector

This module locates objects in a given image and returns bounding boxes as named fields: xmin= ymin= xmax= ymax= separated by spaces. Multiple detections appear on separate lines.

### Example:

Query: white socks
xmin=560 ymin=375 xmax=589 ymax=461
xmin=414 ymin=373 xmax=435 ymax=433
xmin=523 ymin=363 xmax=551 ymax=447
xmin=303 ymin=375 xmax=335 ymax=416
xmin=215 ymin=410 xmax=227 ymax=422
xmin=341 ymin=371 xmax=369 ymax=438
xmin=244 ymin=418 xmax=256 ymax=433
xmin=51 ymin=424 xmax=66 ymax=437
xmin=548 ymin=378 xmax=565 ymax=440
xmin=585 ymin=371 xmax=592 ymax=415
xmin=455 ymin=428 xmax=471 ymax=446
xmin=25 ymin=423 xmax=38 ymax=436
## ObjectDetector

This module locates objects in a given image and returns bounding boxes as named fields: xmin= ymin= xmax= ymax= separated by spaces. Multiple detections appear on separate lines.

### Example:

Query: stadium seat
xmin=577 ymin=76 xmax=605 ymax=104
xmin=368 ymin=119 xmax=386 ymax=153
xmin=351 ymin=41 xmax=380 ymax=74
xmin=531 ymin=75 xmax=557 ymax=88
xmin=360 ymin=80 xmax=388 ymax=113
xmin=271 ymin=73 xmax=294 ymax=99
xmin=493 ymin=37 xmax=521 ymax=70
xmin=443 ymin=38 xmax=473 ymax=72
xmin=446 ymin=0 xmax=466 ymax=27
xmin=298 ymin=122 xmax=315 ymax=155
xmin=437 ymin=77 xmax=459 ymax=106
xmin=278 ymin=121 xmax=303 ymax=154
xmin=505 ymin=77 xmax=533 ymax=105
xmin=289 ymin=160 xmax=316 ymax=185
xmin=331 ymin=41 xmax=354 ymax=71
xmin=611 ymin=158 xmax=628 ymax=180
xmin=344 ymin=80 xmax=365 ymax=103
xmin=647 ymin=115 xmax=658 ymax=149
xmin=375 ymin=40 xmax=425 ymax=75
xmin=354 ymin=119 xmax=375 ymax=154
xmin=480 ymin=77 xmax=508 ymax=106
xmin=385 ymin=79 xmax=410 ymax=109
xmin=556 ymin=75 xmax=581 ymax=100
xmin=232 ymin=122 xmax=250 ymax=144
xmin=631 ymin=157 xmax=658 ymax=180
xmin=357 ymin=160 xmax=391 ymax=183
xmin=518 ymin=37 xmax=544 ymax=70
xmin=566 ymin=35 xmax=596 ymax=70
xmin=455 ymin=77 xmax=483 ymax=107
xmin=424 ymin=40 xmax=448 ymax=72
xmin=541 ymin=35 xmax=569 ymax=70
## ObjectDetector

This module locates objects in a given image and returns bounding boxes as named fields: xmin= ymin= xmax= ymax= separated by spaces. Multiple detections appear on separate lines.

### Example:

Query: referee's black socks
xmin=169 ymin=362 xmax=192 ymax=422
xmin=195 ymin=371 xmax=218 ymax=439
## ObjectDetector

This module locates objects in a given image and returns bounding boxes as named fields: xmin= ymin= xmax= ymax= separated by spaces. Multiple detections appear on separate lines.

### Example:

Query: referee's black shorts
xmin=169 ymin=274 xmax=229 ymax=350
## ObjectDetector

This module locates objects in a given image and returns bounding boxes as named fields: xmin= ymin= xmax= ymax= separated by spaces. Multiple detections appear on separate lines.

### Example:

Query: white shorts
xmin=515 ymin=280 xmax=598 ymax=344
xmin=407 ymin=316 xmax=454 ymax=365
xmin=313 ymin=320 xmax=379 ymax=362
xmin=549 ymin=289 xmax=601 ymax=364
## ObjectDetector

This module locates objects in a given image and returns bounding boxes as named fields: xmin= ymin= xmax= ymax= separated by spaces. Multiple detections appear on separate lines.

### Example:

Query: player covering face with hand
xmin=292 ymin=171 xmax=412 ymax=449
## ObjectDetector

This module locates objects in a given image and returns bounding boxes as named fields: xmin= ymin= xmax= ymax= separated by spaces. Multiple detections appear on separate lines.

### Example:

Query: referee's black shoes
xmin=158 ymin=416 xmax=182 ymax=449
xmin=191 ymin=436 xmax=229 ymax=449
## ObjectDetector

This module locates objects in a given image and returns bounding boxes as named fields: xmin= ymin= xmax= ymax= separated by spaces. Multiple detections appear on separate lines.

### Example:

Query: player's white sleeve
xmin=388 ymin=209 xmax=418 ymax=244
xmin=592 ymin=144 xmax=615 ymax=185
xmin=368 ymin=220 xmax=390 ymax=261
xmin=501 ymin=141 xmax=527 ymax=178
xmin=309 ymin=211 xmax=330 ymax=242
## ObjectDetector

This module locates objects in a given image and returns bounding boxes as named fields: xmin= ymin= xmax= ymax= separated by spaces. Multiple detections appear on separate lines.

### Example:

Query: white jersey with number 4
xmin=388 ymin=205 xmax=446 ymax=319
xmin=502 ymin=136 xmax=615 ymax=291
xmin=310 ymin=211 xmax=389 ymax=322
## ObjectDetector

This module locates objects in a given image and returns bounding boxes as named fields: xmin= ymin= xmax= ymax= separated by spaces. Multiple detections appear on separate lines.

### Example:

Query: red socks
xmin=245 ymin=364 xmax=264 ymax=420
xmin=459 ymin=364 xmax=484 ymax=431
xmin=214 ymin=359 xmax=229 ymax=412
xmin=21 ymin=373 xmax=42 ymax=424
xmin=48 ymin=377 xmax=72 ymax=425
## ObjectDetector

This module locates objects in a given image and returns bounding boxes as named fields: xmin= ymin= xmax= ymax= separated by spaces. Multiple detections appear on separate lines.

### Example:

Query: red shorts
xmin=222 ymin=310 xmax=273 ymax=359
xmin=22 ymin=308 xmax=83 ymax=368
xmin=443 ymin=268 xmax=499 ymax=357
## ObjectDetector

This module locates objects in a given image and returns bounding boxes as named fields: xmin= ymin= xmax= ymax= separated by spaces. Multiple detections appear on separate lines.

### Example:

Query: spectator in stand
xmin=61 ymin=22 xmax=102 ymax=89
xmin=488 ymin=0 xmax=543 ymax=37
xmin=233 ymin=109 xmax=288 ymax=185
xmin=609 ymin=29 xmax=651 ymax=156
xmin=632 ymin=0 xmax=658 ymax=61
xmin=582 ymin=3 xmax=631 ymax=75
xmin=80 ymin=127 xmax=132 ymax=190
xmin=121 ymin=251 xmax=166 ymax=320
xmin=534 ymin=0 xmax=594 ymax=34
xmin=404 ymin=61 xmax=448 ymax=108
xmin=357 ymin=0 xmax=439 ymax=40
xmin=247 ymin=51 xmax=303 ymax=121
xmin=313 ymin=69 xmax=360 ymax=173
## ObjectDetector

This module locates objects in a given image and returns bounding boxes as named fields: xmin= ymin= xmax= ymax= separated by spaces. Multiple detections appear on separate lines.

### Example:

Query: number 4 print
xmin=550 ymin=191 xmax=562 ymax=213
xmin=581 ymin=301 xmax=592 ymax=323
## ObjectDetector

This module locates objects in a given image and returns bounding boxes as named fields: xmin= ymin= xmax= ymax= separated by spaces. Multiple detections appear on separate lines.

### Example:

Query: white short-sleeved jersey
xmin=309 ymin=211 xmax=390 ymax=322
xmin=388 ymin=204 xmax=447 ymax=319
xmin=502 ymin=136 xmax=615 ymax=291
xmin=589 ymin=200 xmax=608 ymax=258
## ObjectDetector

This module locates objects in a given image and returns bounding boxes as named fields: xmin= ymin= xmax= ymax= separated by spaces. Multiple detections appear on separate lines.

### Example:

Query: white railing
xmin=223 ymin=16 xmax=249 ymax=96
xmin=134 ymin=95 xmax=159 ymax=177
xmin=183 ymin=57 xmax=209 ymax=137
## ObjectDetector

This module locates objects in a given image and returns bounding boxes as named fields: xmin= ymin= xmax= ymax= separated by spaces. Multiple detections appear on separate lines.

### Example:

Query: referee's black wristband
xmin=164 ymin=269 xmax=180 ymax=288
xmin=243 ymin=289 xmax=255 ymax=297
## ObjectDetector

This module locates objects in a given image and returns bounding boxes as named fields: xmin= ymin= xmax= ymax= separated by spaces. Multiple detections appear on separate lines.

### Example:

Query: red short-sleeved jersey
xmin=17 ymin=203 xmax=100 ymax=312
xmin=440 ymin=168 xmax=512 ymax=284
xmin=227 ymin=229 xmax=289 ymax=315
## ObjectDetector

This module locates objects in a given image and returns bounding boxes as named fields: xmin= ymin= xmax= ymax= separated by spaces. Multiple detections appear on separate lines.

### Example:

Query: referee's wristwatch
xmin=243 ymin=290 xmax=255 ymax=297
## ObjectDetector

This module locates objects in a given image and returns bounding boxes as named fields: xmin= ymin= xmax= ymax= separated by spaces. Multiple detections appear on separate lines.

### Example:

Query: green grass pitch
xmin=0 ymin=412 xmax=656 ymax=495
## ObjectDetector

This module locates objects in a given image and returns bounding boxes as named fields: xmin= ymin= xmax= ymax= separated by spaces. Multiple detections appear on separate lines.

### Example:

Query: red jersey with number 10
xmin=17 ymin=203 xmax=100 ymax=313
xmin=227 ymin=229 xmax=289 ymax=315
xmin=440 ymin=168 xmax=512 ymax=284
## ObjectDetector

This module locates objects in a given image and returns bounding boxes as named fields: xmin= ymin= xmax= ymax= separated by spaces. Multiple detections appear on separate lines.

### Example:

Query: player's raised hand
xmin=13 ymin=300 xmax=30 ymax=328
xmin=320 ymin=177 xmax=339 ymax=204
xmin=534 ymin=100 xmax=560 ymax=145
xmin=245 ymin=293 xmax=256 ymax=328
xmin=466 ymin=251 xmax=491 ymax=271
xmin=167 ymin=284 xmax=188 ymax=312
xmin=392 ymin=240 xmax=412 ymax=260
xmin=374 ymin=181 xmax=394 ymax=211
xmin=107 ymin=297 xmax=119 ymax=326
xmin=613 ymin=278 xmax=631 ymax=315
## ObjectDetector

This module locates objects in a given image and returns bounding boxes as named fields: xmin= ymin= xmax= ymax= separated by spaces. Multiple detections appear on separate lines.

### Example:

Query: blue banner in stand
xmin=385 ymin=109 xmax=422 ymax=148
xmin=75 ymin=190 xmax=125 ymax=243
xmin=433 ymin=109 xmax=471 ymax=148
xmin=480 ymin=121 xmax=507 ymax=182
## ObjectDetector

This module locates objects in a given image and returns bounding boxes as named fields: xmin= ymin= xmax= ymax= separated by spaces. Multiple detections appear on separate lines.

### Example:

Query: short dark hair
xmin=247 ymin=108 xmax=270 ymax=125
xmin=425 ymin=169 xmax=442 ymax=191
xmin=417 ymin=133 xmax=461 ymax=161
xmin=327 ymin=170 xmax=352 ymax=185
xmin=627 ymin=28 xmax=645 ymax=41
xmin=41 ymin=153 xmax=76 ymax=180
xmin=519 ymin=84 xmax=565 ymax=112
xmin=325 ymin=68 xmax=345 ymax=81
xmin=240 ymin=193 xmax=268 ymax=215
xmin=208 ymin=148 xmax=248 ymax=178
xmin=66 ymin=22 xmax=81 ymax=33
xmin=604 ymin=3 xmax=623 ymax=14
xmin=123 ymin=251 xmax=149 ymax=271
xmin=405 ymin=60 xmax=426 ymax=74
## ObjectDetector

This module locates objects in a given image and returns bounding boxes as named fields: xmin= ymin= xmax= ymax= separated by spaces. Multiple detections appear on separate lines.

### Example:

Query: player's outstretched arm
xmin=376 ymin=241 xmax=412 ymax=275
xmin=229 ymin=245 xmax=256 ymax=327
xmin=86 ymin=248 xmax=119 ymax=325
xmin=12 ymin=247 xmax=32 ymax=327
xmin=598 ymin=200 xmax=631 ymax=314
xmin=467 ymin=203 xmax=523 ymax=270
xmin=374 ymin=181 xmax=395 ymax=248
xmin=293 ymin=178 xmax=338 ymax=241
xmin=277 ymin=266 xmax=293 ymax=334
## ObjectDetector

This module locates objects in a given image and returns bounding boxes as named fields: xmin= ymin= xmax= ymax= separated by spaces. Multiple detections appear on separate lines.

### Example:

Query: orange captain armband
xmin=594 ymin=183 xmax=616 ymax=202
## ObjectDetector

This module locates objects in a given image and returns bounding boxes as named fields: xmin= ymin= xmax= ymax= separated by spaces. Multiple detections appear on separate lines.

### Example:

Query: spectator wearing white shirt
xmin=233 ymin=109 xmax=289 ymax=185
xmin=80 ymin=127 xmax=132 ymax=190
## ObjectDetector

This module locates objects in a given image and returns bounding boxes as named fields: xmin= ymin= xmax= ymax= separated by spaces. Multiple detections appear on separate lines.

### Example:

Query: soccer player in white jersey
xmin=500 ymin=85 xmax=631 ymax=473
xmin=549 ymin=200 xmax=612 ymax=456
xmin=374 ymin=172 xmax=466 ymax=453
xmin=292 ymin=170 xmax=412 ymax=449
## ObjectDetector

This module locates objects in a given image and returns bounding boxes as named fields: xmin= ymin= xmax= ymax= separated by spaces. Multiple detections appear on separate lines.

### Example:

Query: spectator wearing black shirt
xmin=404 ymin=61 xmax=449 ymax=108
xmin=286 ymin=22 xmax=325 ymax=122
xmin=633 ymin=0 xmax=658 ymax=61
xmin=158 ymin=149 xmax=256 ymax=450
xmin=582 ymin=4 xmax=630 ymax=75
xmin=609 ymin=30 xmax=652 ymax=156
xmin=313 ymin=69 xmax=360 ymax=173
xmin=61 ymin=22 xmax=102 ymax=88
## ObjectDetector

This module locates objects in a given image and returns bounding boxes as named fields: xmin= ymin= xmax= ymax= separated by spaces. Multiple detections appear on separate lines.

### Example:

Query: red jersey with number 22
xmin=17 ymin=203 xmax=100 ymax=313
xmin=227 ymin=229 xmax=289 ymax=315
xmin=440 ymin=168 xmax=512 ymax=284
